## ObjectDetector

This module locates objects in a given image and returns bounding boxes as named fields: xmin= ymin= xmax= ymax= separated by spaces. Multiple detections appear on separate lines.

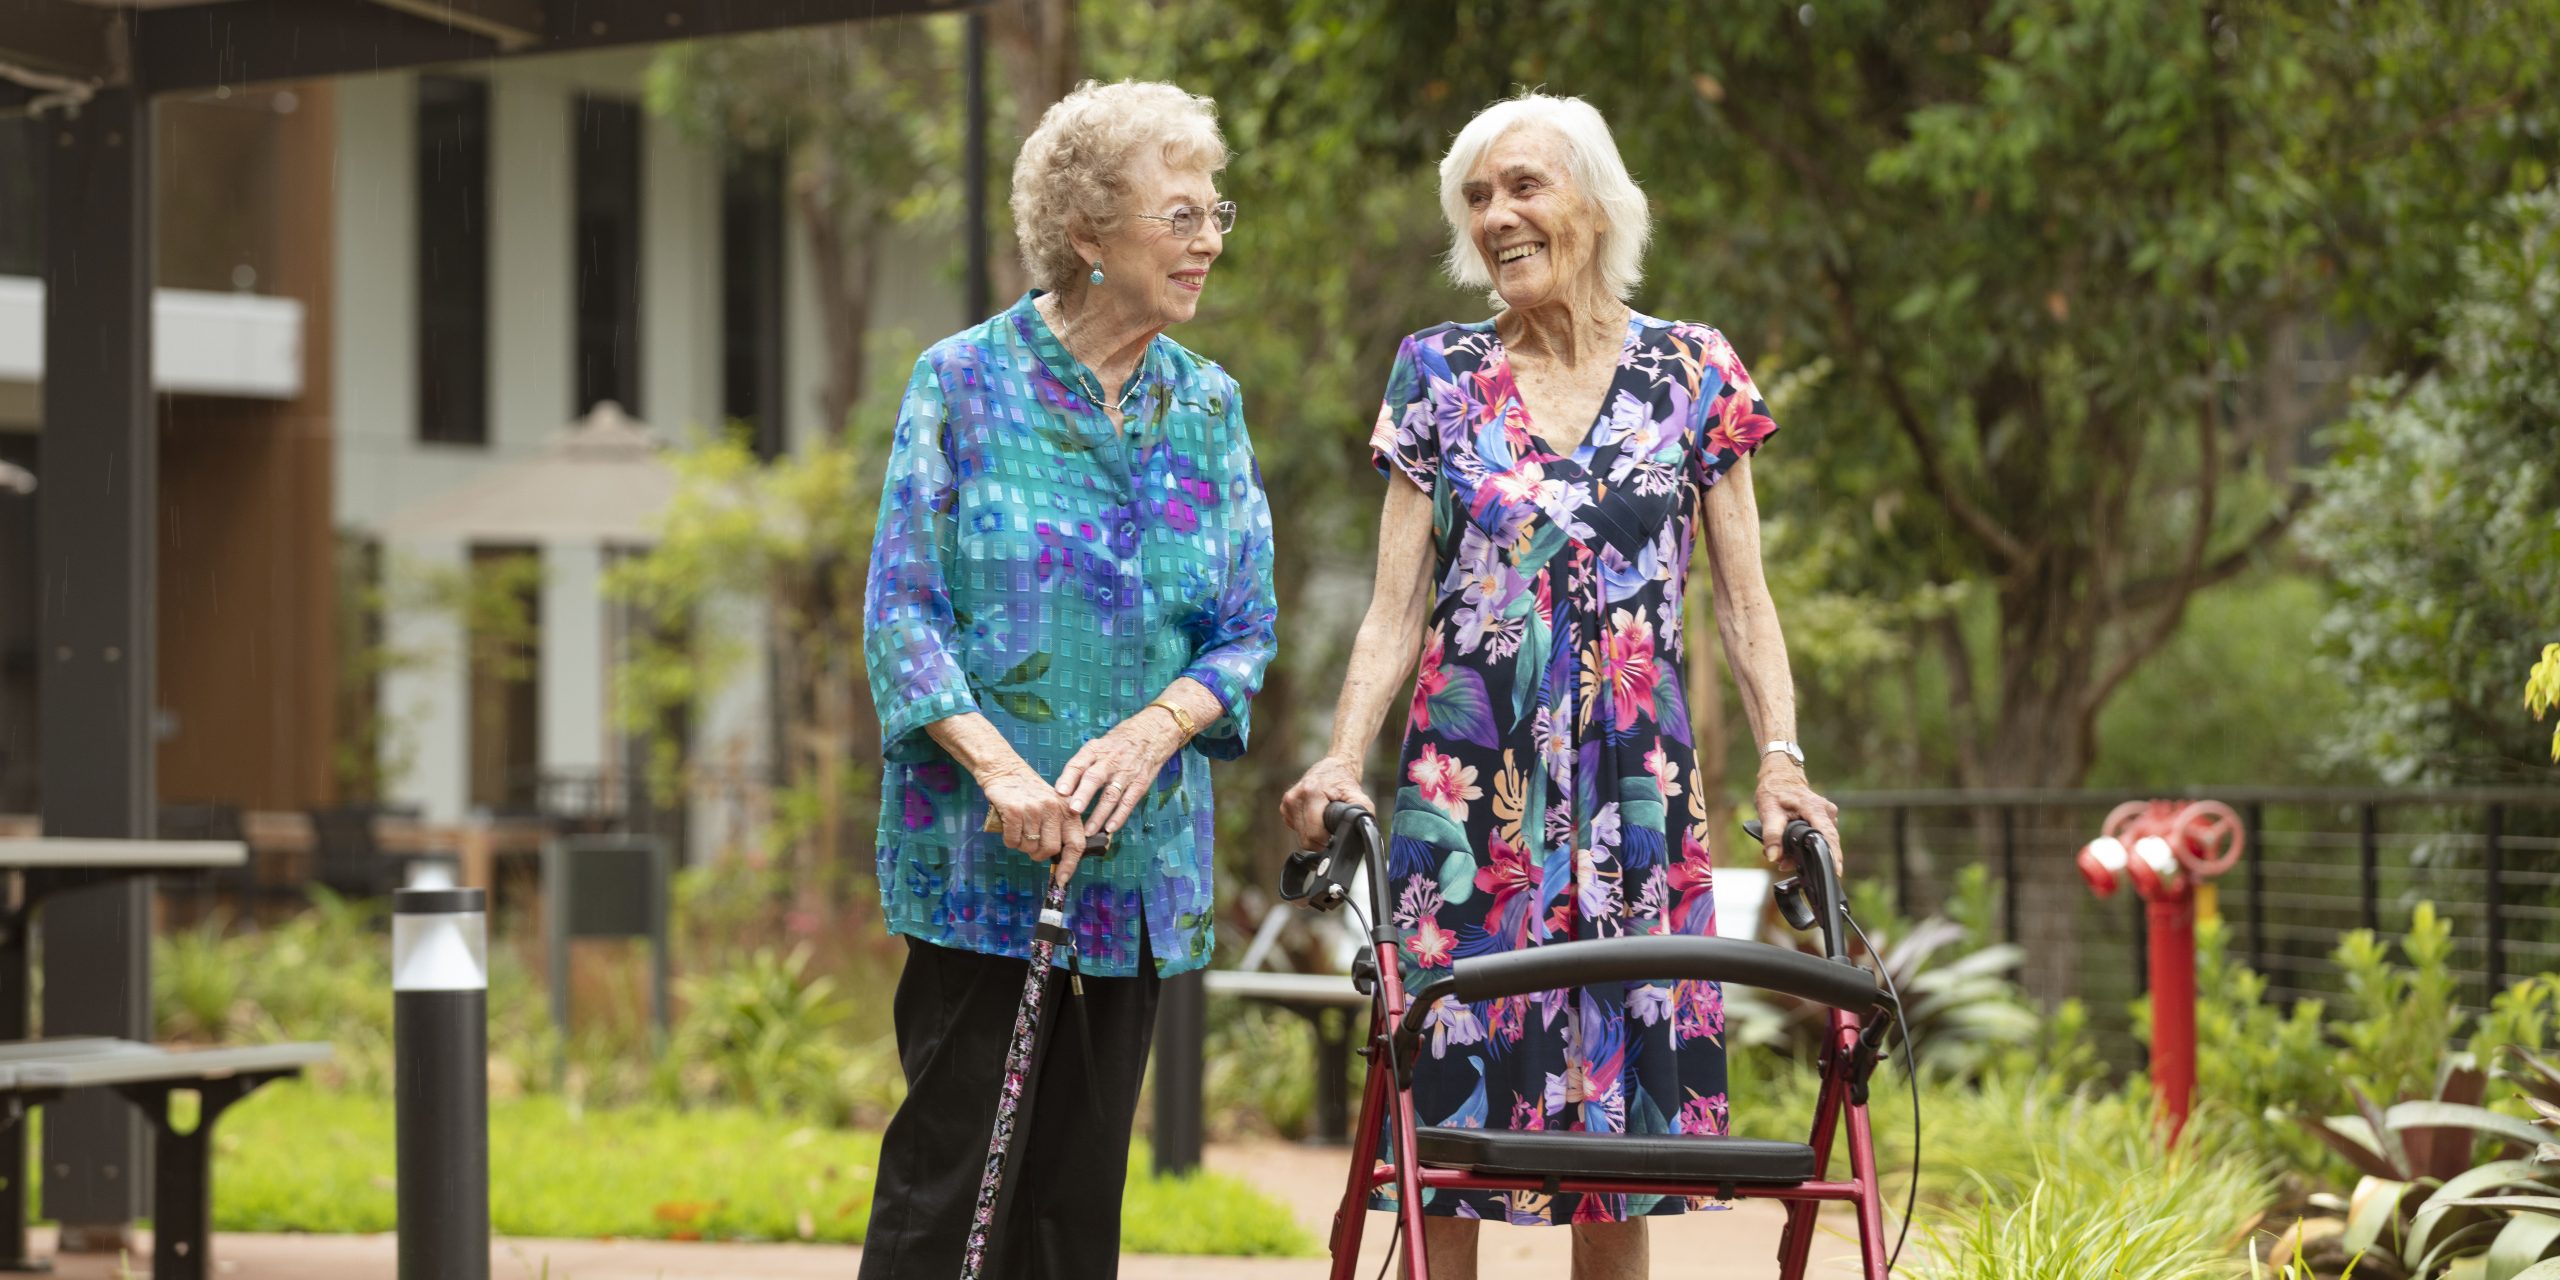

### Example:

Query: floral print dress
xmin=1368 ymin=314 xmax=1779 ymax=1224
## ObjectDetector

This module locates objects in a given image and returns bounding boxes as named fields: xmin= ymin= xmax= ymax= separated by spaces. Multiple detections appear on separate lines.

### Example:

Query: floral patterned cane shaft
xmin=959 ymin=871 xmax=1073 ymax=1279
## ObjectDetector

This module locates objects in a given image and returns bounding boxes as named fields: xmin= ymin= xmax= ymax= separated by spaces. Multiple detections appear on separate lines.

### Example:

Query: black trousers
xmin=860 ymin=934 xmax=1162 ymax=1280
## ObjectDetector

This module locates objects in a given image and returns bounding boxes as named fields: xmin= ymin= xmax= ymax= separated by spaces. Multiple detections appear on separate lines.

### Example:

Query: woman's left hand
xmin=1055 ymin=709 xmax=1186 ymax=837
xmin=1753 ymin=757 xmax=1845 ymax=876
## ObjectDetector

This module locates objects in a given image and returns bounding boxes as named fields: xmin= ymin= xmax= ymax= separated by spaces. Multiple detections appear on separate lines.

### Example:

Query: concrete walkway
xmin=32 ymin=1141 xmax=1869 ymax=1278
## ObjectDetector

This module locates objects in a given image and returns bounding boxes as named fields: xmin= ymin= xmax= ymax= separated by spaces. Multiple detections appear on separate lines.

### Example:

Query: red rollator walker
xmin=1280 ymin=805 xmax=1908 ymax=1279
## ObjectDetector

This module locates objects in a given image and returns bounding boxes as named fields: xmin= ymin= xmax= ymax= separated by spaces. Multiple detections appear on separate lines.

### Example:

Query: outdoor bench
xmin=0 ymin=1036 xmax=332 ymax=1280
xmin=1204 ymin=903 xmax=1373 ymax=1143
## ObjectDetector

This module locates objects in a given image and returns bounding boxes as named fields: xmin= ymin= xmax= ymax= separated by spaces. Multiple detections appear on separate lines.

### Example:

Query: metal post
xmin=1890 ymin=806 xmax=1910 ymax=919
xmin=2131 ymin=894 xmax=2148 ymax=998
xmin=34 ymin=85 xmax=157 ymax=1252
xmin=2148 ymin=895 xmax=2200 ymax=1146
xmin=2359 ymin=804 xmax=2380 ymax=933
xmin=2242 ymin=802 xmax=2264 ymax=974
xmin=1152 ymin=968 xmax=1206 ymax=1177
xmin=963 ymin=10 xmax=991 ymax=322
xmin=1998 ymin=806 xmax=2018 ymax=946
xmin=394 ymin=888 xmax=490 ymax=1280
xmin=0 ymin=888 xmax=35 ymax=1271
xmin=2486 ymin=805 xmax=2506 ymax=996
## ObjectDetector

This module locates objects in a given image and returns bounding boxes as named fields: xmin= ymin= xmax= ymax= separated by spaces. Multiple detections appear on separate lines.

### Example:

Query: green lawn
xmin=181 ymin=1084 xmax=1317 ymax=1256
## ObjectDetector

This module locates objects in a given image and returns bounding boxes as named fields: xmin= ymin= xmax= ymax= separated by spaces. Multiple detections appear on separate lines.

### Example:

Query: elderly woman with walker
xmin=1283 ymin=92 xmax=1845 ymax=1280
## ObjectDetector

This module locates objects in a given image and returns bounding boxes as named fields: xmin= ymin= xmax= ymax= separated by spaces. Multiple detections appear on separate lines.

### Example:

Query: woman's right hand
xmin=1281 ymin=755 xmax=1377 ymax=850
xmin=982 ymin=764 xmax=1090 ymax=866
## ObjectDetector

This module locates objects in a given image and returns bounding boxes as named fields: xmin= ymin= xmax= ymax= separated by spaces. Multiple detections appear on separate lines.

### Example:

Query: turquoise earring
xmin=1088 ymin=260 xmax=1105 ymax=286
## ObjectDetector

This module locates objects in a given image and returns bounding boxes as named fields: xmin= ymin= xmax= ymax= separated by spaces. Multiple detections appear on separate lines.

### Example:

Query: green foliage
xmin=151 ymin=890 xmax=562 ymax=1096
xmin=647 ymin=23 xmax=951 ymax=233
xmin=203 ymin=1084 xmax=1315 ymax=1255
xmin=154 ymin=916 xmax=245 ymax=1044
xmin=1913 ymin=1150 xmax=2270 ymax=1280
xmin=2332 ymin=905 xmax=2472 ymax=1107
xmin=2188 ymin=917 xmax=2340 ymax=1181
xmin=328 ymin=545 xmax=543 ymax=803
xmin=1151 ymin=0 xmax=2560 ymax=791
xmin=605 ymin=426 xmax=886 ymax=899
xmin=2530 ymin=645 xmax=2560 ymax=763
xmin=2300 ymin=1048 xmax=2560 ymax=1279
xmin=2184 ymin=902 xmax=2560 ymax=1208
xmin=1120 ymin=1142 xmax=1324 ymax=1257
xmin=1203 ymin=1001 xmax=1318 ymax=1141
xmin=1731 ymin=864 xmax=2067 ymax=1081
xmin=2301 ymin=188 xmax=2560 ymax=785
xmin=2092 ymin=573 xmax=2357 ymax=787
xmin=667 ymin=944 xmax=860 ymax=1122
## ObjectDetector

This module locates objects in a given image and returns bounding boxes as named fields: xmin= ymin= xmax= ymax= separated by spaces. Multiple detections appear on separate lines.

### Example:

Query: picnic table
xmin=0 ymin=838 xmax=330 ymax=1279
xmin=0 ymin=811 xmax=548 ymax=896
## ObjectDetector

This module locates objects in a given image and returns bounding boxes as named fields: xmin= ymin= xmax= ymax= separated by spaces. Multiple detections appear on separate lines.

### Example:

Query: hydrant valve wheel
xmin=2170 ymin=800 xmax=2246 ymax=877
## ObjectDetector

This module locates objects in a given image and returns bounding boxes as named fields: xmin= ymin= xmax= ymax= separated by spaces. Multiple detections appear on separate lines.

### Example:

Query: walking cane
xmin=960 ymin=825 xmax=1109 ymax=1280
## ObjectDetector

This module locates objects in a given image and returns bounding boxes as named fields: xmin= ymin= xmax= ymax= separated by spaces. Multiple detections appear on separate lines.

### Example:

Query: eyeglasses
xmin=1133 ymin=201 xmax=1237 ymax=239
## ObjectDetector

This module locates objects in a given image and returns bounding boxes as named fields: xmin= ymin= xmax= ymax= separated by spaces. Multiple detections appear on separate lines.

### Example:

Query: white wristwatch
xmin=1762 ymin=740 xmax=1805 ymax=766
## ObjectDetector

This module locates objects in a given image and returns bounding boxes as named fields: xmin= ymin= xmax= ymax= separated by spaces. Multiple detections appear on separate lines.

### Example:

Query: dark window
xmin=465 ymin=545 xmax=542 ymax=814
xmin=0 ymin=118 xmax=42 ymax=277
xmin=720 ymin=148 xmax=787 ymax=459
xmin=574 ymin=96 xmax=643 ymax=419
xmin=416 ymin=75 xmax=491 ymax=446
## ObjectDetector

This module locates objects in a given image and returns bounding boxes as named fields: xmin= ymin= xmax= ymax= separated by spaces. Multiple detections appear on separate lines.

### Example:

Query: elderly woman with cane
xmin=859 ymin=79 xmax=1278 ymax=1280
xmin=1282 ymin=92 xmax=1843 ymax=1279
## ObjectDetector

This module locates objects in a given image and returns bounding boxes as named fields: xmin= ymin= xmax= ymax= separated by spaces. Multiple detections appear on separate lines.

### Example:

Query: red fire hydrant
xmin=2075 ymin=799 xmax=2247 ymax=1146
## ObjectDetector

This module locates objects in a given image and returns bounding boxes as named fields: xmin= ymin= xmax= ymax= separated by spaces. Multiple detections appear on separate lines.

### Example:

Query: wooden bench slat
xmin=0 ymin=1037 xmax=133 ymax=1063
xmin=0 ymin=1040 xmax=332 ymax=1092
xmin=0 ymin=838 xmax=248 ymax=868
xmin=1203 ymin=970 xmax=1369 ymax=1005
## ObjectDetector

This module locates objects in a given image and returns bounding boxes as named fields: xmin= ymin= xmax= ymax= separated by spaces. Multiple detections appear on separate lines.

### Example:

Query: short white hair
xmin=1438 ymin=93 xmax=1650 ymax=302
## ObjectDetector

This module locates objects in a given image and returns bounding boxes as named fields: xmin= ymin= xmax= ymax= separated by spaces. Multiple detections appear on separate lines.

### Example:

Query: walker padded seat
xmin=1414 ymin=1127 xmax=1820 ymax=1186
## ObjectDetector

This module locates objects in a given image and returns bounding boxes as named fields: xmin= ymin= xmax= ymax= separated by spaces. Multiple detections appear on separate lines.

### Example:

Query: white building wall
xmin=642 ymin=111 xmax=722 ymax=439
xmin=340 ymin=48 xmax=962 ymax=842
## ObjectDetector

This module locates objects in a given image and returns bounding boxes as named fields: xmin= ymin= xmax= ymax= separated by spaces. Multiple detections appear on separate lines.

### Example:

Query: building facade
xmin=1 ymin=45 xmax=966 ymax=853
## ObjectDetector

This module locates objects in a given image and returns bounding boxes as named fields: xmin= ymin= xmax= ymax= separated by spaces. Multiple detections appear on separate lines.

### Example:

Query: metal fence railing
xmin=1830 ymin=787 xmax=2560 ymax=1050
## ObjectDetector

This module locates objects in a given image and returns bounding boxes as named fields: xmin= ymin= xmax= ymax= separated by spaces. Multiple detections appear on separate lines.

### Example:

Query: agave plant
xmin=2296 ymin=1047 xmax=2560 ymax=1280
xmin=1726 ymin=865 xmax=2039 ymax=1078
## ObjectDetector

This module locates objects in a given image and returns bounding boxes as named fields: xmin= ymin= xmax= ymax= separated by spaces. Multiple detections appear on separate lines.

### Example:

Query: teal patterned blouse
xmin=862 ymin=293 xmax=1280 ymax=977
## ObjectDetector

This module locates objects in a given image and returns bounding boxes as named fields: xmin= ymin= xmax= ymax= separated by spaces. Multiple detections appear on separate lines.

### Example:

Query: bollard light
xmin=393 ymin=887 xmax=490 ymax=1280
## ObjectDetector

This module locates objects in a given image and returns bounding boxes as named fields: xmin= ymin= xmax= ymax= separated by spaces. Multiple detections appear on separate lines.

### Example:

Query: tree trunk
xmin=1956 ymin=563 xmax=2116 ymax=1006
xmin=982 ymin=0 xmax=1080 ymax=302
xmin=985 ymin=0 xmax=1082 ymax=148
xmin=795 ymin=171 xmax=880 ymax=440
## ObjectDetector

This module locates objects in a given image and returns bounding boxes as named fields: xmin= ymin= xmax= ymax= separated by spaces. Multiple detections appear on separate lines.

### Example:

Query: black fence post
xmin=2359 ymin=804 xmax=2380 ymax=934
xmin=2243 ymin=802 xmax=2265 ymax=975
xmin=2131 ymin=893 xmax=2150 ymax=999
xmin=2486 ymin=805 xmax=2507 ymax=996
xmin=1999 ymin=806 xmax=2019 ymax=946
xmin=394 ymin=888 xmax=490 ymax=1280
xmin=1891 ymin=807 xmax=1911 ymax=919
xmin=1153 ymin=968 xmax=1207 ymax=1177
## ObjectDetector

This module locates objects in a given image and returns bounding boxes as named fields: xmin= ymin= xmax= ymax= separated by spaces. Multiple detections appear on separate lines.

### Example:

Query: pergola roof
xmin=0 ymin=0 xmax=966 ymax=109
